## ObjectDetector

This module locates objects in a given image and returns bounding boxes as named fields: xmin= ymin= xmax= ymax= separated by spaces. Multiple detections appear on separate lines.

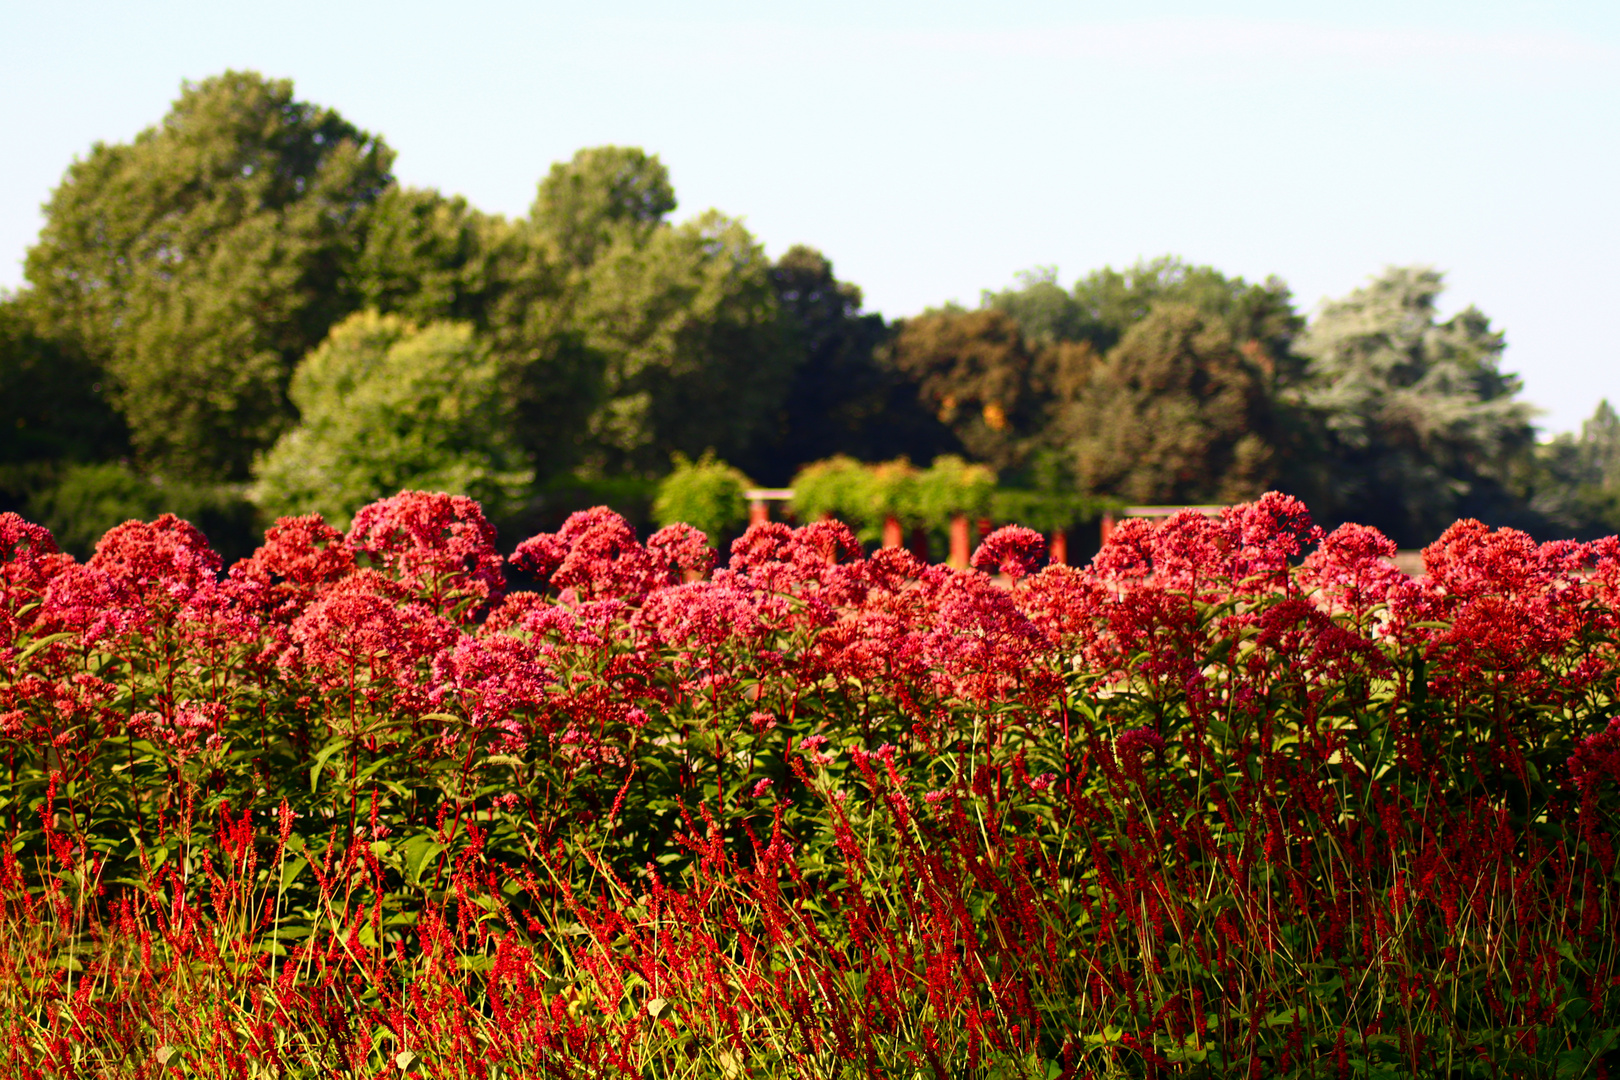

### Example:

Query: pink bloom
xmin=348 ymin=491 xmax=505 ymax=616
xmin=971 ymin=525 xmax=1046 ymax=581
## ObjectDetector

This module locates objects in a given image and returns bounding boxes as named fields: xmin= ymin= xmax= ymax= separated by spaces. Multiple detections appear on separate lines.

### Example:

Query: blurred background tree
xmin=253 ymin=311 xmax=530 ymax=528
xmin=23 ymin=71 xmax=393 ymax=483
xmin=1290 ymin=266 xmax=1536 ymax=545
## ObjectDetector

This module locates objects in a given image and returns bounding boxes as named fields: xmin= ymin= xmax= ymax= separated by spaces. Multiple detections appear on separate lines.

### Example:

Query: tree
xmin=0 ymin=293 xmax=127 ymax=498
xmin=252 ymin=312 xmax=530 ymax=528
xmin=1057 ymin=303 xmax=1275 ymax=504
xmin=1525 ymin=401 xmax=1620 ymax=537
xmin=350 ymin=185 xmax=600 ymax=481
xmin=651 ymin=452 xmax=751 ymax=541
xmin=24 ymin=71 xmax=393 ymax=481
xmin=886 ymin=308 xmax=1089 ymax=475
xmin=350 ymin=186 xmax=514 ymax=327
xmin=1293 ymin=267 xmax=1535 ymax=544
xmin=741 ymin=246 xmax=946 ymax=484
xmin=980 ymin=266 xmax=1100 ymax=346
xmin=571 ymin=211 xmax=796 ymax=474
xmin=986 ymin=257 xmax=1303 ymax=377
xmin=531 ymin=147 xmax=676 ymax=270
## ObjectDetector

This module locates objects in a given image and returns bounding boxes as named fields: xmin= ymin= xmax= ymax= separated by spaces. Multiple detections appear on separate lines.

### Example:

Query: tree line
xmin=2 ymin=71 xmax=1615 ymax=557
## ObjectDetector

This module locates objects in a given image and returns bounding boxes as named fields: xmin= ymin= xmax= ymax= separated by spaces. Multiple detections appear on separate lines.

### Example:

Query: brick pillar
xmin=949 ymin=514 xmax=970 ymax=569
xmin=1049 ymin=528 xmax=1068 ymax=566
xmin=882 ymin=515 xmax=903 ymax=548
xmin=749 ymin=499 xmax=769 ymax=527
xmin=1100 ymin=512 xmax=1116 ymax=545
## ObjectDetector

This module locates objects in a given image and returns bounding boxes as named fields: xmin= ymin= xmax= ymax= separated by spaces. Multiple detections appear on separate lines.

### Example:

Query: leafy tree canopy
xmin=0 ymin=294 xmax=126 ymax=477
xmin=1293 ymin=266 xmax=1535 ymax=543
xmin=253 ymin=311 xmax=531 ymax=528
xmin=572 ymin=210 xmax=795 ymax=475
xmin=531 ymin=146 xmax=676 ymax=270
xmin=349 ymin=185 xmax=598 ymax=481
xmin=23 ymin=71 xmax=393 ymax=482
xmin=1531 ymin=400 xmax=1620 ymax=536
xmin=886 ymin=308 xmax=1091 ymax=476
xmin=651 ymin=452 xmax=751 ymax=542
xmin=986 ymin=257 xmax=1303 ymax=378
xmin=744 ymin=246 xmax=948 ymax=484
xmin=1057 ymin=303 xmax=1275 ymax=505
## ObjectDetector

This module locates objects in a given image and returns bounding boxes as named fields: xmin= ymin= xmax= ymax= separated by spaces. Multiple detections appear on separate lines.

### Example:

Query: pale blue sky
xmin=3 ymin=1 xmax=1616 ymax=432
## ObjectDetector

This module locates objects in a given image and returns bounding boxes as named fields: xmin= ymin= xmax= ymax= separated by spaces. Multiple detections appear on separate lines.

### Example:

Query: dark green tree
xmin=571 ymin=210 xmax=796 ymax=474
xmin=980 ymin=266 xmax=1100 ymax=346
xmin=0 ymin=293 xmax=127 ymax=504
xmin=742 ymin=246 xmax=947 ymax=484
xmin=23 ymin=71 xmax=393 ymax=481
xmin=1057 ymin=303 xmax=1275 ymax=505
xmin=350 ymin=185 xmax=601 ymax=482
xmin=1521 ymin=402 xmax=1620 ymax=537
xmin=1293 ymin=267 xmax=1535 ymax=544
xmin=886 ymin=308 xmax=1092 ymax=475
xmin=986 ymin=257 xmax=1303 ymax=379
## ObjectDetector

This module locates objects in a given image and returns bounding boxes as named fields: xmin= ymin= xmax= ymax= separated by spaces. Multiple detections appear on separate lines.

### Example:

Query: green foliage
xmin=573 ymin=211 xmax=796 ymax=473
xmin=531 ymin=146 xmax=677 ymax=269
xmin=0 ymin=294 xmax=126 ymax=474
xmin=886 ymin=308 xmax=1085 ymax=474
xmin=746 ymin=246 xmax=951 ymax=485
xmin=24 ymin=462 xmax=256 ymax=561
xmin=986 ymin=256 xmax=1304 ymax=369
xmin=351 ymin=184 xmax=601 ymax=482
xmin=1531 ymin=399 xmax=1620 ymax=536
xmin=350 ymin=186 xmax=517 ymax=327
xmin=988 ymin=488 xmax=1112 ymax=532
xmin=912 ymin=454 xmax=996 ymax=526
xmin=651 ymin=452 xmax=751 ymax=540
xmin=790 ymin=455 xmax=1002 ymax=540
xmin=1293 ymin=266 xmax=1536 ymax=543
xmin=789 ymin=454 xmax=877 ymax=527
xmin=252 ymin=311 xmax=531 ymax=527
xmin=1057 ymin=303 xmax=1276 ymax=504
xmin=23 ymin=71 xmax=393 ymax=482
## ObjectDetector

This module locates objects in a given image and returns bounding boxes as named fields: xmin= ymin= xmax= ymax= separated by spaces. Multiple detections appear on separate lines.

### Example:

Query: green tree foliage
xmin=351 ymin=185 xmax=599 ymax=481
xmin=253 ymin=312 xmax=530 ymax=528
xmin=1293 ymin=267 xmax=1535 ymax=544
xmin=1526 ymin=401 xmax=1620 ymax=537
xmin=986 ymin=257 xmax=1303 ymax=367
xmin=651 ymin=452 xmax=751 ymax=541
xmin=350 ymin=186 xmax=515 ymax=326
xmin=743 ymin=247 xmax=900 ymax=484
xmin=1058 ymin=304 xmax=1276 ymax=504
xmin=23 ymin=72 xmax=393 ymax=482
xmin=572 ymin=211 xmax=796 ymax=474
xmin=0 ymin=294 xmax=127 ymax=494
xmin=886 ymin=308 xmax=1089 ymax=474
xmin=25 ymin=463 xmax=256 ymax=562
xmin=531 ymin=146 xmax=677 ymax=270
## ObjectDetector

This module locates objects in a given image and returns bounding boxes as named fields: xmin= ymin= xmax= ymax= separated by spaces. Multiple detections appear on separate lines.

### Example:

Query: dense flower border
xmin=1 ymin=492 xmax=1617 ymax=1077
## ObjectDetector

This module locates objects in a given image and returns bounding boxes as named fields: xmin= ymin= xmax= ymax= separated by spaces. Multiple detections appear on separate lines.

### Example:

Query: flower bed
xmin=1 ymin=492 xmax=1617 ymax=1078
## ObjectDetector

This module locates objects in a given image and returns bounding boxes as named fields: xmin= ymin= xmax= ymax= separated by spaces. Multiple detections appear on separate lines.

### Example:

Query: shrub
xmin=652 ymin=451 xmax=751 ymax=541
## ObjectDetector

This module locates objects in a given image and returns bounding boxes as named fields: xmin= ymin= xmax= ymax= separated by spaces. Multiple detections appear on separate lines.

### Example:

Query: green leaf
xmin=309 ymin=738 xmax=351 ymax=793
